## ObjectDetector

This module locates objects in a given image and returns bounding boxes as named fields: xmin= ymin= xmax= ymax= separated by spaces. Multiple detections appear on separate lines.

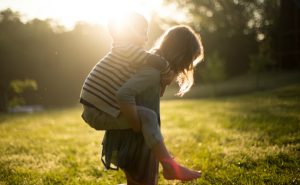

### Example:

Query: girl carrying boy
xmin=80 ymin=12 xmax=204 ymax=183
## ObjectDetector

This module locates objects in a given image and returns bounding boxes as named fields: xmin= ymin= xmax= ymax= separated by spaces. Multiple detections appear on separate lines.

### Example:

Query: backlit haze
xmin=0 ymin=0 xmax=187 ymax=29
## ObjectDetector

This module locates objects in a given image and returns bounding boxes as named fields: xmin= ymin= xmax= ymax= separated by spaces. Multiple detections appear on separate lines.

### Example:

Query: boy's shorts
xmin=81 ymin=105 xmax=130 ymax=130
xmin=81 ymin=105 xmax=163 ymax=147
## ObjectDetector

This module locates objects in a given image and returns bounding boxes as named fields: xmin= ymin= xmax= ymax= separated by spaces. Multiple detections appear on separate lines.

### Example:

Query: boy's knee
xmin=137 ymin=107 xmax=158 ymax=122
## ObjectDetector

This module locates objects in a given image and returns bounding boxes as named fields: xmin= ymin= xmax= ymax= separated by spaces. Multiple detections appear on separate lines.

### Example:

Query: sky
xmin=0 ymin=0 xmax=186 ymax=29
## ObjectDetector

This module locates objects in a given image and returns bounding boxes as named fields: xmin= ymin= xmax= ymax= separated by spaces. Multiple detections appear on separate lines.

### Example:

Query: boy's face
xmin=132 ymin=25 xmax=148 ymax=47
xmin=110 ymin=14 xmax=149 ymax=47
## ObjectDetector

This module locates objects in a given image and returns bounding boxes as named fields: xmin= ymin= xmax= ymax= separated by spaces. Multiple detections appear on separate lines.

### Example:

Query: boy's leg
xmin=136 ymin=106 xmax=163 ymax=148
xmin=82 ymin=104 xmax=163 ymax=147
xmin=81 ymin=105 xmax=131 ymax=130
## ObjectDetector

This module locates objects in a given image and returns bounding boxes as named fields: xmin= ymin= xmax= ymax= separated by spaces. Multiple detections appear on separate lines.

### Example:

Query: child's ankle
xmin=160 ymin=157 xmax=176 ymax=167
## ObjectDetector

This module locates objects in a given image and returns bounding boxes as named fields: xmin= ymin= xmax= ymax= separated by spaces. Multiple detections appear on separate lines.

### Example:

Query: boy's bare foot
xmin=161 ymin=158 xmax=202 ymax=181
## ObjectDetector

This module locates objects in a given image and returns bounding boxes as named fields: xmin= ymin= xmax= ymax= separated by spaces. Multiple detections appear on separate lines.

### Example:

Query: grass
xmin=0 ymin=83 xmax=300 ymax=184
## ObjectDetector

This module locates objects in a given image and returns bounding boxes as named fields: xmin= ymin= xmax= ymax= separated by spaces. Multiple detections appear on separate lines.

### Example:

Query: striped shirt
xmin=79 ymin=44 xmax=170 ymax=117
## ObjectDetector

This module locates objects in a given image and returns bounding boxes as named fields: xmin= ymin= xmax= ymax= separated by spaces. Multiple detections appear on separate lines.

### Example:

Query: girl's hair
xmin=152 ymin=25 xmax=204 ymax=96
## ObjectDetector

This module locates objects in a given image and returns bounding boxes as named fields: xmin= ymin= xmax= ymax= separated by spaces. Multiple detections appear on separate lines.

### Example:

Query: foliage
xmin=0 ymin=9 xmax=111 ymax=111
xmin=199 ymin=52 xmax=226 ymax=84
xmin=249 ymin=40 xmax=275 ymax=89
xmin=163 ymin=0 xmax=280 ymax=77
xmin=0 ymin=84 xmax=299 ymax=184
xmin=249 ymin=39 xmax=275 ymax=73
xmin=196 ymin=52 xmax=227 ymax=96
xmin=7 ymin=79 xmax=38 ymax=108
xmin=7 ymin=97 xmax=25 ymax=109
xmin=10 ymin=79 xmax=38 ymax=94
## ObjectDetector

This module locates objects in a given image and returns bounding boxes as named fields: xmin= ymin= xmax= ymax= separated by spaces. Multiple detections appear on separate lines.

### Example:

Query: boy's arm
xmin=144 ymin=54 xmax=171 ymax=75
xmin=116 ymin=67 xmax=160 ymax=132
xmin=130 ymin=48 xmax=173 ymax=86
xmin=130 ymin=47 xmax=170 ymax=75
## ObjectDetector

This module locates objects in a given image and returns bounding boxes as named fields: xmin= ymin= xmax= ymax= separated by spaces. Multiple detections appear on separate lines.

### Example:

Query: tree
xmin=249 ymin=40 xmax=274 ymax=89
xmin=0 ymin=9 xmax=112 ymax=111
xmin=163 ymin=0 xmax=280 ymax=77
xmin=198 ymin=52 xmax=226 ymax=95
xmin=8 ymin=79 xmax=38 ymax=109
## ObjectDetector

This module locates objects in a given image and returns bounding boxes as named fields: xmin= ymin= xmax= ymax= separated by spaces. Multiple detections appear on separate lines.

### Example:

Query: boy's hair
xmin=108 ymin=12 xmax=148 ymax=42
xmin=152 ymin=25 xmax=204 ymax=96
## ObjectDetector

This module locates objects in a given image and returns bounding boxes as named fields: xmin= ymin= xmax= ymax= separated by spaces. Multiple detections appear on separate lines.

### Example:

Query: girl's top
xmin=79 ymin=44 xmax=170 ymax=117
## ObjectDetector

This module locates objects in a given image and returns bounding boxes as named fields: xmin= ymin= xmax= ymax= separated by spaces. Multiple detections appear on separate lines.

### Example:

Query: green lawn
xmin=0 ymin=84 xmax=299 ymax=185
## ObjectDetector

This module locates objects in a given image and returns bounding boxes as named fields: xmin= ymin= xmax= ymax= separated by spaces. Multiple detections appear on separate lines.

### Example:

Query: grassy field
xmin=0 ymin=84 xmax=299 ymax=184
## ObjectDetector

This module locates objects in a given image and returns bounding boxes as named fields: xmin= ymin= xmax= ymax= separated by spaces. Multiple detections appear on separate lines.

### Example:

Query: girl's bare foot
xmin=161 ymin=158 xmax=201 ymax=181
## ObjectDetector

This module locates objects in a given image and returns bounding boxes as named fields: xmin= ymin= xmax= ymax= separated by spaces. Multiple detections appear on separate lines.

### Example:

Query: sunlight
xmin=0 ymin=0 xmax=164 ymax=29
xmin=0 ymin=0 xmax=191 ymax=30
xmin=55 ymin=0 xmax=153 ymax=27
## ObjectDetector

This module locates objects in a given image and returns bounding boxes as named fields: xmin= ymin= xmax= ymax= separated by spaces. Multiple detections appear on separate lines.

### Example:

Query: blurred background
xmin=0 ymin=0 xmax=299 ymax=112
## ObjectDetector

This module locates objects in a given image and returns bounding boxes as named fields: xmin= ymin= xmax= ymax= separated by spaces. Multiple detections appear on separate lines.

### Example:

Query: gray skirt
xmin=101 ymin=129 xmax=159 ymax=184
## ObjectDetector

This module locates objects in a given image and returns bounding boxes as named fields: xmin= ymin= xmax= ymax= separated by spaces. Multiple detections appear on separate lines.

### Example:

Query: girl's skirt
xmin=101 ymin=129 xmax=159 ymax=184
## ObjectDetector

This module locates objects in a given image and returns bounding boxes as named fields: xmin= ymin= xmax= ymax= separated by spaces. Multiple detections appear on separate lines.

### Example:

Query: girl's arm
xmin=116 ymin=67 xmax=160 ymax=132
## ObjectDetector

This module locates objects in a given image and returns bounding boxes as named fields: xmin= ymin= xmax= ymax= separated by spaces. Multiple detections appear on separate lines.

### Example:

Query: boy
xmin=80 ymin=12 xmax=171 ymax=135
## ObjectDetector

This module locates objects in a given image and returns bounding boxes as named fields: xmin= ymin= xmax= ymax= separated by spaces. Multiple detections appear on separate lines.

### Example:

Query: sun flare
xmin=61 ymin=0 xmax=152 ymax=26
xmin=0 ymin=0 xmax=164 ymax=29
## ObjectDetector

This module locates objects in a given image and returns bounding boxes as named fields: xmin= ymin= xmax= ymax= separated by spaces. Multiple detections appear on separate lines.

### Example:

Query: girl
xmin=102 ymin=25 xmax=204 ymax=185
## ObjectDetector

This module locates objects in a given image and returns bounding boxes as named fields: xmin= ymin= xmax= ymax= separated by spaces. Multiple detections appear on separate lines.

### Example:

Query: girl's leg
xmin=137 ymin=106 xmax=202 ymax=181
xmin=152 ymin=140 xmax=202 ymax=181
xmin=124 ymin=170 xmax=147 ymax=185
